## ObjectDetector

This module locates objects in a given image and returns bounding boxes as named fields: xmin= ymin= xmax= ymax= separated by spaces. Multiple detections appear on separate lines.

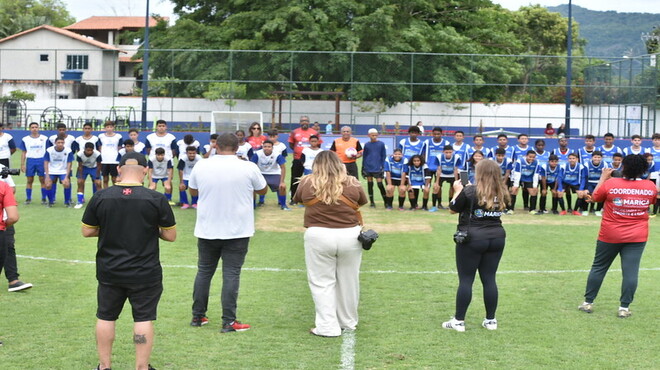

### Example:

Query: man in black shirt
xmin=82 ymin=152 xmax=176 ymax=370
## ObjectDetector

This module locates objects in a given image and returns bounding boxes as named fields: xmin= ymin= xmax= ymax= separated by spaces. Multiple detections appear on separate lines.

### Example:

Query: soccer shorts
xmin=77 ymin=167 xmax=99 ymax=180
xmin=152 ymin=177 xmax=168 ymax=184
xmin=101 ymin=163 xmax=119 ymax=177
xmin=389 ymin=179 xmax=402 ymax=187
xmin=97 ymin=281 xmax=163 ymax=322
xmin=49 ymin=174 xmax=67 ymax=182
xmin=361 ymin=169 xmax=384 ymax=179
xmin=438 ymin=177 xmax=454 ymax=186
xmin=562 ymin=183 xmax=580 ymax=193
xmin=26 ymin=158 xmax=45 ymax=177
xmin=521 ymin=181 xmax=534 ymax=189
xmin=263 ymin=174 xmax=282 ymax=192
xmin=303 ymin=168 xmax=312 ymax=175
xmin=424 ymin=169 xmax=436 ymax=179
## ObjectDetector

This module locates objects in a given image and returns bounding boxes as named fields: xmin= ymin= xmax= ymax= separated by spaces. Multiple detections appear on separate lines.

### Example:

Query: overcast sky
xmin=63 ymin=0 xmax=659 ymax=22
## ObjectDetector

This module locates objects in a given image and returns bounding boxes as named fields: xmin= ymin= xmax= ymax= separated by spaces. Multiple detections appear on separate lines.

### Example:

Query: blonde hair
xmin=474 ymin=160 xmax=510 ymax=211
xmin=305 ymin=151 xmax=358 ymax=205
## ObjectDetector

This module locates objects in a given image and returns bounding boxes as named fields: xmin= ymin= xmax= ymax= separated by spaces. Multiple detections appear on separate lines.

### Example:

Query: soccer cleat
xmin=617 ymin=308 xmax=632 ymax=318
xmin=41 ymin=199 xmax=48 ymax=205
xmin=421 ymin=207 xmax=428 ymax=211
xmin=428 ymin=206 xmax=438 ymax=212
xmin=398 ymin=207 xmax=405 ymax=211
xmin=24 ymin=199 xmax=31 ymax=205
xmin=438 ymin=204 xmax=446 ymax=210
xmin=8 ymin=281 xmax=33 ymax=292
xmin=647 ymin=213 xmax=655 ymax=218
xmin=578 ymin=302 xmax=593 ymax=313
xmin=482 ymin=318 xmax=498 ymax=331
xmin=572 ymin=211 xmax=582 ymax=216
xmin=581 ymin=211 xmax=589 ymax=216
xmin=95 ymin=365 xmax=111 ymax=370
xmin=505 ymin=210 xmax=514 ymax=215
xmin=181 ymin=204 xmax=190 ymax=209
xmin=192 ymin=204 xmax=198 ymax=209
xmin=190 ymin=315 xmax=209 ymax=327
xmin=370 ymin=203 xmax=376 ymax=208
xmin=552 ymin=210 xmax=559 ymax=215
xmin=542 ymin=209 xmax=549 ymax=214
xmin=168 ymin=201 xmax=177 ymax=206
xmin=256 ymin=202 xmax=265 ymax=207
xmin=221 ymin=320 xmax=251 ymax=333
xmin=65 ymin=203 xmax=72 ymax=208
xmin=594 ymin=211 xmax=603 ymax=217
xmin=559 ymin=210 xmax=567 ymax=215
xmin=385 ymin=206 xmax=393 ymax=211
xmin=281 ymin=206 xmax=291 ymax=211
xmin=442 ymin=317 xmax=465 ymax=332
xmin=74 ymin=203 xmax=84 ymax=209
xmin=529 ymin=210 xmax=540 ymax=215
xmin=47 ymin=203 xmax=54 ymax=208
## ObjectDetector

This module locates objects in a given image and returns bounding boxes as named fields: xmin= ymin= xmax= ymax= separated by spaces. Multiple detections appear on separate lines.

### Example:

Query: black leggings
xmin=454 ymin=237 xmax=506 ymax=320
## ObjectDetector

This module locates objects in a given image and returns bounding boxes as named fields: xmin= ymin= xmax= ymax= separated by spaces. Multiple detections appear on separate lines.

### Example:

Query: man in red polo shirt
xmin=330 ymin=126 xmax=362 ymax=178
xmin=579 ymin=154 xmax=657 ymax=318
xmin=288 ymin=116 xmax=319 ymax=204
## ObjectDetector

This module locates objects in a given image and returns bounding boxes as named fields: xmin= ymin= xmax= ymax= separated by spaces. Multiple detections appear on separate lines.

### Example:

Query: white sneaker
xmin=74 ymin=203 xmax=84 ymax=209
xmin=482 ymin=318 xmax=498 ymax=330
xmin=594 ymin=211 xmax=602 ymax=217
xmin=442 ymin=317 xmax=465 ymax=332
xmin=581 ymin=211 xmax=589 ymax=216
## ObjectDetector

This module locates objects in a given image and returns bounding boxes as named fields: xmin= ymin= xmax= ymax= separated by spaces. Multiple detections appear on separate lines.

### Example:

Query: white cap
xmin=368 ymin=128 xmax=378 ymax=134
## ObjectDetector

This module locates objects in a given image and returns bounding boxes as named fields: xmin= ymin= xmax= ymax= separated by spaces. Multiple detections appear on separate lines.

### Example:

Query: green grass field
xmin=0 ymin=157 xmax=659 ymax=369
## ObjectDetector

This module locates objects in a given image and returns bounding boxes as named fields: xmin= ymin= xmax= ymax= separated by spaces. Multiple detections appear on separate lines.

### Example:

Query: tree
xmin=0 ymin=0 xmax=75 ymax=38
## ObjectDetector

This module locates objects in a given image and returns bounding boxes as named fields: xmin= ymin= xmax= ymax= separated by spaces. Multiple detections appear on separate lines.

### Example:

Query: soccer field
xmin=0 ymin=161 xmax=659 ymax=368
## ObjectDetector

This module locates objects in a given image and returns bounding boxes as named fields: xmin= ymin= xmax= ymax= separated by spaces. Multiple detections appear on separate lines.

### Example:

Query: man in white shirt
xmin=74 ymin=122 xmax=99 ymax=155
xmin=44 ymin=136 xmax=73 ymax=207
xmin=20 ymin=122 xmax=49 ymax=205
xmin=0 ymin=123 xmax=16 ymax=167
xmin=188 ymin=133 xmax=267 ymax=331
xmin=49 ymin=123 xmax=75 ymax=152
xmin=145 ymin=120 xmax=177 ymax=161
xmin=97 ymin=121 xmax=123 ymax=188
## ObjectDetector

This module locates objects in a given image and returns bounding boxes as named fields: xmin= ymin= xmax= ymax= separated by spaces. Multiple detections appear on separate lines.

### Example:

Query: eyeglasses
xmin=252 ymin=127 xmax=261 ymax=130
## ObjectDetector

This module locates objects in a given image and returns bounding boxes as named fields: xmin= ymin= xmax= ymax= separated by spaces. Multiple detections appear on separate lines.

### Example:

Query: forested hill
xmin=548 ymin=4 xmax=660 ymax=57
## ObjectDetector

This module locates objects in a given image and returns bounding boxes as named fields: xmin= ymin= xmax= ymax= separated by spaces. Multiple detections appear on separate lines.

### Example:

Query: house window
xmin=66 ymin=55 xmax=89 ymax=70
xmin=40 ymin=54 xmax=49 ymax=62
xmin=58 ymin=94 xmax=69 ymax=99
xmin=119 ymin=64 xmax=127 ymax=77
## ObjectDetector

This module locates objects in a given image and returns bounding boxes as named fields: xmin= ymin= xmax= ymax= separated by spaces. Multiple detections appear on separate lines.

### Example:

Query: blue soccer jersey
xmin=541 ymin=164 xmax=561 ymax=185
xmin=384 ymin=156 xmax=406 ymax=180
xmin=423 ymin=138 xmax=450 ymax=172
xmin=452 ymin=142 xmax=471 ymax=165
xmin=513 ymin=158 xmax=541 ymax=183
xmin=578 ymin=146 xmax=597 ymax=165
xmin=488 ymin=145 xmax=515 ymax=161
xmin=436 ymin=153 xmax=462 ymax=178
xmin=534 ymin=150 xmax=550 ymax=168
xmin=585 ymin=160 xmax=608 ymax=184
xmin=559 ymin=163 xmax=586 ymax=190
xmin=404 ymin=164 xmax=429 ymax=187
xmin=398 ymin=138 xmax=424 ymax=161
xmin=512 ymin=145 xmax=531 ymax=163
xmin=466 ymin=146 xmax=491 ymax=162
xmin=649 ymin=147 xmax=660 ymax=166
xmin=551 ymin=148 xmax=572 ymax=168
xmin=597 ymin=145 xmax=622 ymax=165
xmin=490 ymin=157 xmax=513 ymax=178
xmin=622 ymin=146 xmax=649 ymax=156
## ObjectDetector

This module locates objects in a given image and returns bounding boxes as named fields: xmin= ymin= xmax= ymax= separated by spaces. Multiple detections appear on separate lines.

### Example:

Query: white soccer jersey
xmin=77 ymin=150 xmax=101 ymax=169
xmin=302 ymin=147 xmax=323 ymax=171
xmin=252 ymin=150 xmax=285 ymax=175
xmin=0 ymin=133 xmax=15 ymax=159
xmin=97 ymin=133 xmax=123 ymax=164
xmin=236 ymin=142 xmax=252 ymax=160
xmin=202 ymin=144 xmax=216 ymax=157
xmin=177 ymin=139 xmax=200 ymax=158
xmin=272 ymin=142 xmax=287 ymax=157
xmin=49 ymin=134 xmax=75 ymax=151
xmin=20 ymin=135 xmax=48 ymax=159
xmin=44 ymin=147 xmax=73 ymax=175
xmin=149 ymin=158 xmax=172 ymax=179
xmin=75 ymin=135 xmax=99 ymax=153
xmin=177 ymin=154 xmax=202 ymax=181
xmin=146 ymin=133 xmax=177 ymax=160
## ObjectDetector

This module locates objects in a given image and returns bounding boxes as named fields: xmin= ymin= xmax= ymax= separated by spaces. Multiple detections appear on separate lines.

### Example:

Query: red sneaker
xmin=572 ymin=211 xmax=582 ymax=216
xmin=559 ymin=210 xmax=567 ymax=215
xmin=190 ymin=316 xmax=209 ymax=327
xmin=221 ymin=320 xmax=251 ymax=333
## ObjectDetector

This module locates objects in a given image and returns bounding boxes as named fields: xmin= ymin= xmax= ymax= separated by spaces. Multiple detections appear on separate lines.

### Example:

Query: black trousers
xmin=290 ymin=159 xmax=304 ymax=201
xmin=3 ymin=226 xmax=18 ymax=281
xmin=454 ymin=237 xmax=506 ymax=321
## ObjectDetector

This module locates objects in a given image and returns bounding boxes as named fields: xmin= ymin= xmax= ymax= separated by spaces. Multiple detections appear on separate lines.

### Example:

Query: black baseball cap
xmin=119 ymin=152 xmax=147 ymax=167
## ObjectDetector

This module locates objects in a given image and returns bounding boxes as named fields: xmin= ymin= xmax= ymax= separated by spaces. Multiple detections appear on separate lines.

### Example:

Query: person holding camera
xmin=443 ymin=159 xmax=510 ymax=332
xmin=293 ymin=151 xmax=368 ymax=337
xmin=578 ymin=154 xmax=657 ymax=318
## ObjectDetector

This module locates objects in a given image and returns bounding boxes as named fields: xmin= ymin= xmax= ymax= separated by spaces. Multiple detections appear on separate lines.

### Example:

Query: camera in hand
xmin=453 ymin=230 xmax=470 ymax=244
xmin=0 ymin=167 xmax=19 ymax=179
xmin=358 ymin=229 xmax=379 ymax=250
xmin=611 ymin=170 xmax=623 ymax=178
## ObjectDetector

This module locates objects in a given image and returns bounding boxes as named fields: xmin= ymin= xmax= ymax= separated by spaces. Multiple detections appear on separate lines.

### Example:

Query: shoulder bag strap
xmin=339 ymin=194 xmax=363 ymax=226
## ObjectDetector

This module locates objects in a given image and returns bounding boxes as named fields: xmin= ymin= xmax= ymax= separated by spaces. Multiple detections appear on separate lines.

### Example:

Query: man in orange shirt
xmin=288 ymin=116 xmax=319 ymax=204
xmin=330 ymin=126 xmax=362 ymax=178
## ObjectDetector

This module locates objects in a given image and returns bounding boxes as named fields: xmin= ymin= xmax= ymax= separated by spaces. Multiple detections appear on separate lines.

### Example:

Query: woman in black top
xmin=443 ymin=159 xmax=510 ymax=332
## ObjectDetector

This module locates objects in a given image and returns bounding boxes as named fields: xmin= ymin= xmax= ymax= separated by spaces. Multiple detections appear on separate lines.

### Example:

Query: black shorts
xmin=562 ymin=183 xmax=579 ymax=193
xmin=438 ymin=177 xmax=454 ymax=186
xmin=0 ymin=158 xmax=9 ymax=167
xmin=544 ymin=182 xmax=556 ymax=191
xmin=97 ymin=281 xmax=163 ymax=322
xmin=390 ymin=179 xmax=401 ymax=187
xmin=424 ymin=169 xmax=436 ymax=179
xmin=101 ymin=164 xmax=119 ymax=177
xmin=520 ymin=181 xmax=534 ymax=189
xmin=362 ymin=169 xmax=384 ymax=179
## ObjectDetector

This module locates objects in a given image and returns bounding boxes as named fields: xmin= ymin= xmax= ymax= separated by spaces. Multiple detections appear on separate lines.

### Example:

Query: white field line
xmin=15 ymin=255 xmax=660 ymax=274
xmin=340 ymin=330 xmax=356 ymax=370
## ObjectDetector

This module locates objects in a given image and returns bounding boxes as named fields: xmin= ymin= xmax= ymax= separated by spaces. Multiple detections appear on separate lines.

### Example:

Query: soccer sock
xmin=49 ymin=183 xmax=57 ymax=203
xmin=77 ymin=192 xmax=84 ymax=204
xmin=377 ymin=182 xmax=387 ymax=203
xmin=259 ymin=194 xmax=266 ymax=204
xmin=653 ymin=203 xmax=659 ymax=214
xmin=565 ymin=192 xmax=573 ymax=210
xmin=411 ymin=189 xmax=419 ymax=208
xmin=277 ymin=194 xmax=286 ymax=207
xmin=422 ymin=197 xmax=429 ymax=209
xmin=386 ymin=196 xmax=393 ymax=208
xmin=522 ymin=188 xmax=529 ymax=209
xmin=41 ymin=188 xmax=47 ymax=201
xmin=398 ymin=196 xmax=405 ymax=208
xmin=558 ymin=198 xmax=566 ymax=211
xmin=64 ymin=187 xmax=72 ymax=204
xmin=180 ymin=191 xmax=189 ymax=205
xmin=367 ymin=181 xmax=374 ymax=204
xmin=432 ymin=193 xmax=438 ymax=207
xmin=165 ymin=193 xmax=172 ymax=201
xmin=26 ymin=188 xmax=32 ymax=201
xmin=597 ymin=202 xmax=604 ymax=211
xmin=575 ymin=198 xmax=582 ymax=212
xmin=551 ymin=197 xmax=558 ymax=211
xmin=192 ymin=196 xmax=199 ymax=204
xmin=510 ymin=194 xmax=517 ymax=210
xmin=540 ymin=195 xmax=547 ymax=211
xmin=529 ymin=195 xmax=537 ymax=211
xmin=92 ymin=182 xmax=97 ymax=193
